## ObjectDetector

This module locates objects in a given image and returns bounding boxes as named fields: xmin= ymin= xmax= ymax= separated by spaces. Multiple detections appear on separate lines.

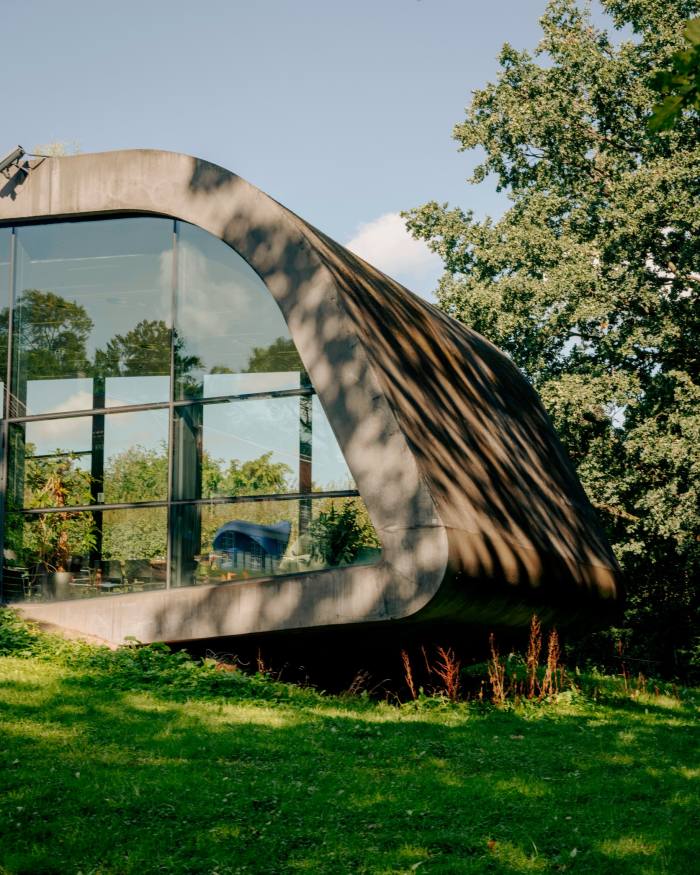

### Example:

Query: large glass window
xmin=172 ymin=395 xmax=354 ymax=501
xmin=170 ymin=497 xmax=380 ymax=589
xmin=3 ymin=507 xmax=167 ymax=602
xmin=0 ymin=217 xmax=380 ymax=604
xmin=11 ymin=218 xmax=172 ymax=417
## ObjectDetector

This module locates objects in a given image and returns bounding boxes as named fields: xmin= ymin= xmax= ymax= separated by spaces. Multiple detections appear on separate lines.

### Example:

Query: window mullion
xmin=165 ymin=219 xmax=178 ymax=590
xmin=0 ymin=228 xmax=16 ymax=601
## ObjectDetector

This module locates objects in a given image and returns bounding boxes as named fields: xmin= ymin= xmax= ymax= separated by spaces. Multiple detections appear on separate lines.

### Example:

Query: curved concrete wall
xmin=0 ymin=150 xmax=621 ymax=644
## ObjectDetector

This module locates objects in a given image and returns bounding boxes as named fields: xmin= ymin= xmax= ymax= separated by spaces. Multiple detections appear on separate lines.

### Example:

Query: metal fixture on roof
xmin=0 ymin=145 xmax=25 ymax=177
xmin=0 ymin=145 xmax=58 ymax=180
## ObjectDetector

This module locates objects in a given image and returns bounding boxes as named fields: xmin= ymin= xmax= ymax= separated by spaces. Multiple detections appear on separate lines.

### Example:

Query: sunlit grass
xmin=0 ymin=612 xmax=699 ymax=874
xmin=598 ymin=836 xmax=659 ymax=859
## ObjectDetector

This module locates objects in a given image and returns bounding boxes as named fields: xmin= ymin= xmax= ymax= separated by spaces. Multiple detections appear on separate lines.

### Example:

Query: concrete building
xmin=0 ymin=149 xmax=621 ymax=645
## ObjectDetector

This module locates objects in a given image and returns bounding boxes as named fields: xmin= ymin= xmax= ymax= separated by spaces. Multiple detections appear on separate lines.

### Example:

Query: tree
xmin=405 ymin=0 xmax=700 ymax=676
xmin=14 ymin=289 xmax=92 ymax=380
xmin=98 ymin=320 xmax=172 ymax=377
xmin=245 ymin=337 xmax=303 ymax=374
xmin=309 ymin=498 xmax=381 ymax=566
xmin=103 ymin=445 xmax=168 ymax=504
xmin=650 ymin=16 xmax=700 ymax=130
xmin=219 ymin=452 xmax=292 ymax=496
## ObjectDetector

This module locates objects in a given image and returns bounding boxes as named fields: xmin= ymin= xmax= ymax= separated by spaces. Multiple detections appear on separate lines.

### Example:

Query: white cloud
xmin=345 ymin=212 xmax=442 ymax=299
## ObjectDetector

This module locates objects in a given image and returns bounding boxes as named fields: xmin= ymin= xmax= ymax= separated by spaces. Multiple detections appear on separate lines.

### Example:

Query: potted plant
xmin=308 ymin=499 xmax=381 ymax=568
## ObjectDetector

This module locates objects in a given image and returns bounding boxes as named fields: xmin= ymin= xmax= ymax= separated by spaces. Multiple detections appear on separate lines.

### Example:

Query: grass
xmin=0 ymin=610 xmax=698 ymax=874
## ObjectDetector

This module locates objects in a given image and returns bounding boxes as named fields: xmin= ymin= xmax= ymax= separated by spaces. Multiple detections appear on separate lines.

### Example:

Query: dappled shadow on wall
xmin=183 ymin=156 xmax=620 ymax=633
xmin=312 ymin=229 xmax=620 ymax=611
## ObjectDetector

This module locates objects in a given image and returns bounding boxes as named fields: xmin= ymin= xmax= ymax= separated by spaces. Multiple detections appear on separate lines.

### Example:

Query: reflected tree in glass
xmin=13 ymin=218 xmax=174 ymax=415
xmin=102 ymin=507 xmax=167 ymax=565
xmin=97 ymin=320 xmax=171 ymax=381
xmin=243 ymin=337 xmax=303 ymax=376
xmin=103 ymin=444 xmax=169 ymax=504
xmin=12 ymin=289 xmax=92 ymax=392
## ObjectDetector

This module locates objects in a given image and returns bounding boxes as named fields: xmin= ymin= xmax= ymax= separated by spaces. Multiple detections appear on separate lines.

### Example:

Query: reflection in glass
xmin=312 ymin=395 xmax=354 ymax=491
xmin=7 ymin=408 xmax=169 ymax=509
xmin=175 ymin=223 xmax=304 ymax=399
xmin=11 ymin=218 xmax=173 ymax=416
xmin=173 ymin=396 xmax=300 ymax=500
xmin=1 ymin=216 xmax=382 ymax=606
xmin=0 ymin=227 xmax=11 ymax=416
xmin=172 ymin=395 xmax=354 ymax=500
xmin=170 ymin=496 xmax=381 ymax=588
xmin=3 ymin=507 xmax=167 ymax=602
xmin=7 ymin=421 xmax=91 ymax=511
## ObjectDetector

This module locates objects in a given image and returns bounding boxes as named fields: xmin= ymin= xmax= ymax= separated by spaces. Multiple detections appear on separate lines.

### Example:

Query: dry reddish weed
xmin=401 ymin=649 xmax=418 ymax=700
xmin=488 ymin=633 xmax=507 ymax=706
xmin=541 ymin=628 xmax=562 ymax=698
xmin=526 ymin=614 xmax=542 ymax=699
xmin=433 ymin=646 xmax=461 ymax=702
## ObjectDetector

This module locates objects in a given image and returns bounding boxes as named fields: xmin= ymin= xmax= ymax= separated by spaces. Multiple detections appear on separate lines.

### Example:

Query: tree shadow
xmin=1 ymin=657 xmax=696 ymax=874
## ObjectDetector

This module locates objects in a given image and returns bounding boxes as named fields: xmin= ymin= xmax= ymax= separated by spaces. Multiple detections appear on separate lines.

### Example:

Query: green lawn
xmin=0 ymin=614 xmax=698 ymax=874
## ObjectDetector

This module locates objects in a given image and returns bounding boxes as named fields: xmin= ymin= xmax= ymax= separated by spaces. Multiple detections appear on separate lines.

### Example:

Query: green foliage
xmin=12 ymin=448 xmax=95 ymax=570
xmin=101 ymin=508 xmax=167 ymax=562
xmin=244 ymin=336 xmax=303 ymax=373
xmin=219 ymin=451 xmax=292 ymax=497
xmin=405 ymin=0 xmax=700 ymax=676
xmin=101 ymin=447 xmax=293 ymax=560
xmin=22 ymin=449 xmax=92 ymax=511
xmin=650 ymin=16 xmax=700 ymax=130
xmin=309 ymin=498 xmax=381 ymax=566
xmin=103 ymin=445 xmax=168 ymax=504
xmin=9 ymin=442 xmax=296 ymax=567
xmin=97 ymin=319 xmax=172 ymax=377
xmin=0 ymin=607 xmax=37 ymax=656
xmin=14 ymin=289 xmax=92 ymax=379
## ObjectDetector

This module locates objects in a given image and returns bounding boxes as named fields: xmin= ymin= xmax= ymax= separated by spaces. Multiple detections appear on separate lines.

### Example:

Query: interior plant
xmin=309 ymin=499 xmax=380 ymax=567
xmin=19 ymin=449 xmax=96 ymax=587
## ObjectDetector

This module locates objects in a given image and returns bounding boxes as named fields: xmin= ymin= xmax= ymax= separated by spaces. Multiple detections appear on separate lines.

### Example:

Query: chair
xmin=68 ymin=556 xmax=93 ymax=589
xmin=2 ymin=566 xmax=31 ymax=602
xmin=95 ymin=560 xmax=125 ymax=593
xmin=124 ymin=560 xmax=154 ymax=591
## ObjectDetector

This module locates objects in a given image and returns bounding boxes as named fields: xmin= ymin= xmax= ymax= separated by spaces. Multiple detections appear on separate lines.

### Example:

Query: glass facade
xmin=0 ymin=218 xmax=380 ymax=603
xmin=0 ymin=227 xmax=11 ymax=415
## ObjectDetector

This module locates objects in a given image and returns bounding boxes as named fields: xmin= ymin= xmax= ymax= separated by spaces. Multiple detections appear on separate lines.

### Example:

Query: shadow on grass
xmin=1 ymin=658 xmax=698 ymax=874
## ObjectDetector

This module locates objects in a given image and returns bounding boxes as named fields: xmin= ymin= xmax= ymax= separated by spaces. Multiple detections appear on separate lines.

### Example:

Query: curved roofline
xmin=2 ymin=149 xmax=450 ymax=643
xmin=1 ymin=148 xmax=621 ymax=644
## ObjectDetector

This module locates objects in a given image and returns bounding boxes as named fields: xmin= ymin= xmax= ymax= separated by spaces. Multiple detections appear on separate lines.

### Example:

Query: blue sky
xmin=5 ymin=0 xmax=613 ymax=298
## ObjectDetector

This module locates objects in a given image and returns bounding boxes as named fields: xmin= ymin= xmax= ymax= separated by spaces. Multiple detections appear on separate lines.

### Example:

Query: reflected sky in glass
xmin=175 ymin=222 xmax=301 ymax=398
xmin=174 ymin=395 xmax=354 ymax=499
xmin=4 ymin=218 xmax=355 ymax=502
xmin=13 ymin=218 xmax=173 ymax=415
xmin=20 ymin=408 xmax=167 ymax=460
xmin=14 ymin=408 xmax=169 ymax=506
